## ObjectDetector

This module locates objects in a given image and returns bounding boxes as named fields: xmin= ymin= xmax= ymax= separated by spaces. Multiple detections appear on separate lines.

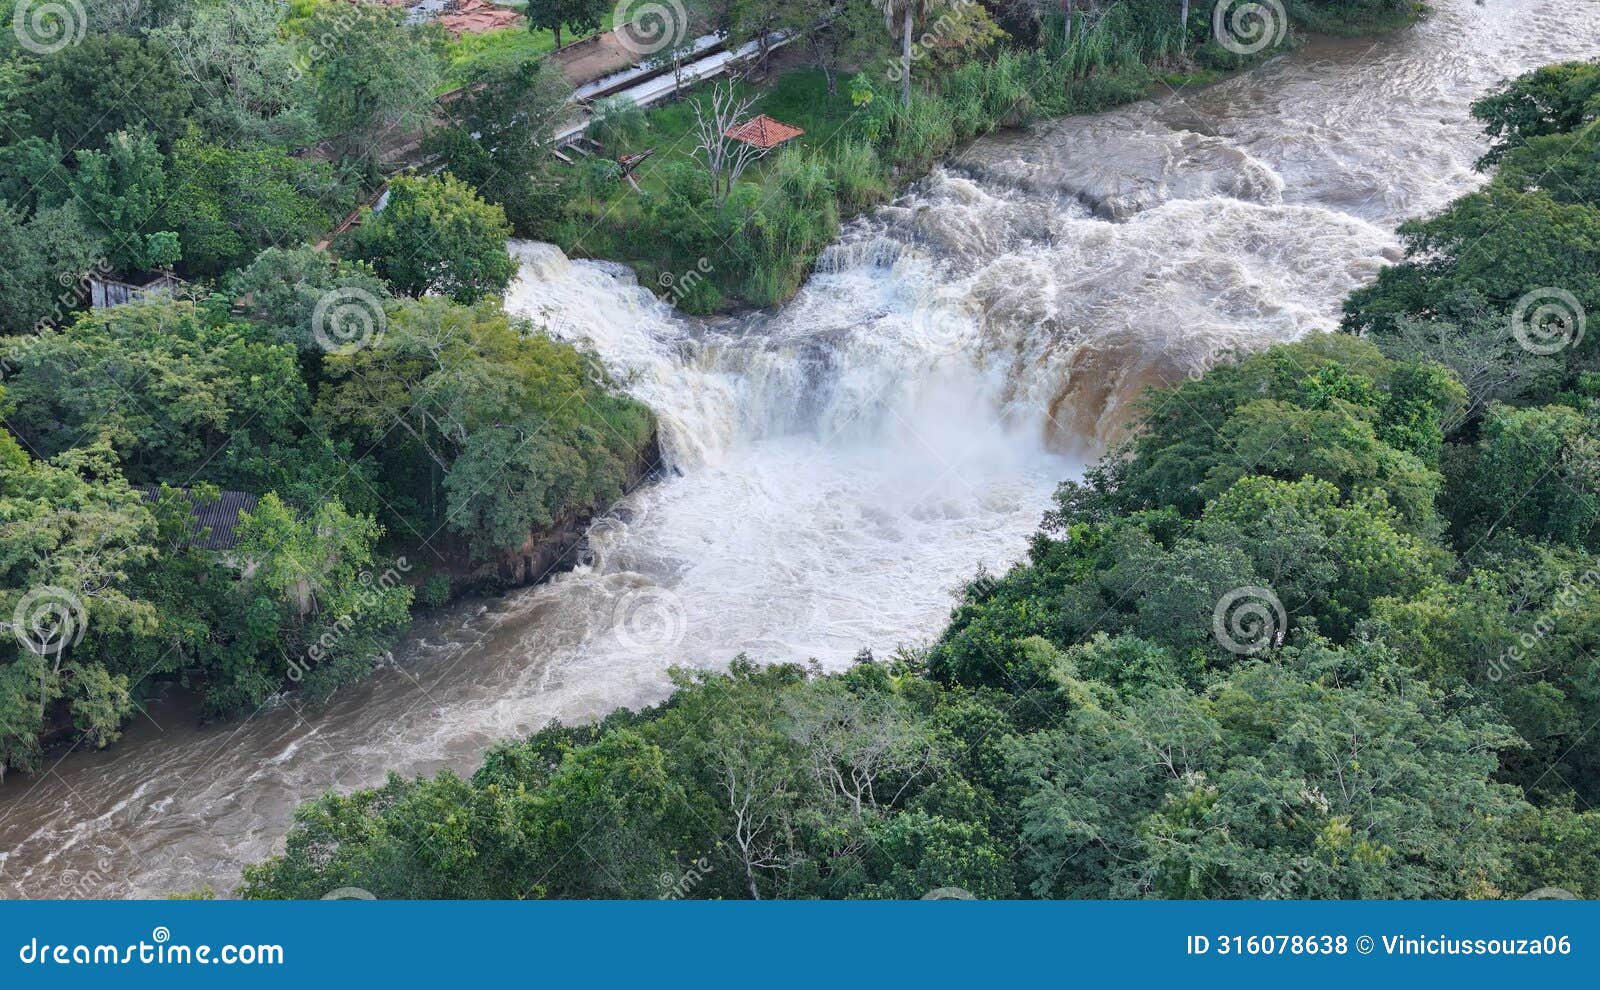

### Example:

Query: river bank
xmin=0 ymin=0 xmax=1588 ymax=899
xmin=554 ymin=1 xmax=1429 ymax=314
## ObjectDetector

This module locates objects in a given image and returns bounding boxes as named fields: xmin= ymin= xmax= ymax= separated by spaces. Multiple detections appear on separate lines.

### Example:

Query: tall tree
xmin=526 ymin=0 xmax=606 ymax=50
xmin=304 ymin=4 xmax=442 ymax=166
xmin=340 ymin=174 xmax=516 ymax=304
xmin=875 ymin=0 xmax=937 ymax=105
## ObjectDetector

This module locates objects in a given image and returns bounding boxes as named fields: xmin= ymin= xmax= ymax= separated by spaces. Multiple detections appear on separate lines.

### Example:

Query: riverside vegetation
xmin=0 ymin=0 xmax=1407 ymax=777
xmin=240 ymin=60 xmax=1600 ymax=899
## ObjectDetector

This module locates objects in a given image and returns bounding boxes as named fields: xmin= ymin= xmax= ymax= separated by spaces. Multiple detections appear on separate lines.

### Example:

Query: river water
xmin=3 ymin=0 xmax=1597 ymax=898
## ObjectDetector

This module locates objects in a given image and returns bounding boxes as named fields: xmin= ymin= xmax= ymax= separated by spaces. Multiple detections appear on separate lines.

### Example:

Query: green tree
xmin=1469 ymin=61 xmax=1600 ymax=168
xmin=526 ymin=0 xmax=606 ymax=50
xmin=161 ymin=136 xmax=352 ymax=276
xmin=4 ymin=301 xmax=310 ymax=490
xmin=304 ymin=4 xmax=442 ymax=165
xmin=1452 ymin=403 xmax=1600 ymax=549
xmin=19 ymin=34 xmax=194 ymax=153
xmin=0 ymin=442 xmax=157 ymax=773
xmin=69 ymin=128 xmax=182 ymax=274
xmin=226 ymin=246 xmax=393 ymax=355
xmin=342 ymin=174 xmax=515 ymax=304
xmin=422 ymin=59 xmax=571 ymax=236
xmin=148 ymin=0 xmax=318 ymax=147
xmin=316 ymin=297 xmax=654 ymax=558
xmin=0 ymin=200 xmax=103 ymax=334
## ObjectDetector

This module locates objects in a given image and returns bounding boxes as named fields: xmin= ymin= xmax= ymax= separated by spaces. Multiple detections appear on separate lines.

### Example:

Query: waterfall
xmin=4 ymin=0 xmax=1597 ymax=899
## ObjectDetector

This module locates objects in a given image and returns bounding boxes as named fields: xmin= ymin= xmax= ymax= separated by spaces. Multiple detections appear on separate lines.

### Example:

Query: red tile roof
xmin=723 ymin=115 xmax=805 ymax=150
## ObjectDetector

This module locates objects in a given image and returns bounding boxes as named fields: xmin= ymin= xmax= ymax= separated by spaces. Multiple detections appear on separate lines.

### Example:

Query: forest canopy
xmin=243 ymin=54 xmax=1600 ymax=901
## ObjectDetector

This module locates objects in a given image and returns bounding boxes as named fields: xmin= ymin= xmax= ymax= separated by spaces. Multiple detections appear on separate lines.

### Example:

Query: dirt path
xmin=551 ymin=33 xmax=644 ymax=87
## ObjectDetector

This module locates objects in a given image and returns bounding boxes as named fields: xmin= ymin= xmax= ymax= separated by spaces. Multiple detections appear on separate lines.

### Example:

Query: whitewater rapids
xmin=3 ymin=0 xmax=1598 ymax=898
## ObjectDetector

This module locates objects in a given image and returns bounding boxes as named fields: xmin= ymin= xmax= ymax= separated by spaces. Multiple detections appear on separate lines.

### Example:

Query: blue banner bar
xmin=1 ymin=900 xmax=1594 ymax=988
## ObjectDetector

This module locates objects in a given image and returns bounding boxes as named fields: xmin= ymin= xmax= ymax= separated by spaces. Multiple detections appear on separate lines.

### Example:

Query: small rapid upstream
xmin=4 ymin=0 xmax=1598 ymax=898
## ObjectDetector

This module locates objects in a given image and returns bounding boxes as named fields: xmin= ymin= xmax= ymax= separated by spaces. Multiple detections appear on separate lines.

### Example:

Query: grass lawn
xmin=559 ymin=68 xmax=861 ymax=255
xmin=443 ymin=15 xmax=618 ymax=89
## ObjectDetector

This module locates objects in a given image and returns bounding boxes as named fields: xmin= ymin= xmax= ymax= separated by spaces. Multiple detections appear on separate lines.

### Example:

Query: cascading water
xmin=3 ymin=0 xmax=1598 ymax=898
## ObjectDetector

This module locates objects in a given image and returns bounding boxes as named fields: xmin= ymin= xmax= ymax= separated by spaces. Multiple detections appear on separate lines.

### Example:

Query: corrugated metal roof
xmin=134 ymin=486 xmax=260 ymax=551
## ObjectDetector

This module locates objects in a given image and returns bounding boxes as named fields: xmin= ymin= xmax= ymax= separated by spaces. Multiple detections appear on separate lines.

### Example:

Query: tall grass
xmin=559 ymin=0 xmax=1388 ymax=311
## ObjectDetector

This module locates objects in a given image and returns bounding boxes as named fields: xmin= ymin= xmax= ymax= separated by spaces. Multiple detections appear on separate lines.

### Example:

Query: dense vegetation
xmin=243 ymin=53 xmax=1600 ymax=901
xmin=558 ymin=0 xmax=1423 ymax=310
xmin=0 ymin=0 xmax=1410 ymax=777
xmin=0 ymin=0 xmax=655 ymax=775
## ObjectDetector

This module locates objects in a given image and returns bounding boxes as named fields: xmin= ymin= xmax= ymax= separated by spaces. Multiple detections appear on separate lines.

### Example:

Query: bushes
xmin=316 ymin=297 xmax=656 ymax=560
xmin=341 ymin=174 xmax=516 ymax=304
xmin=560 ymin=0 xmax=1374 ymax=312
xmin=824 ymin=139 xmax=890 ymax=214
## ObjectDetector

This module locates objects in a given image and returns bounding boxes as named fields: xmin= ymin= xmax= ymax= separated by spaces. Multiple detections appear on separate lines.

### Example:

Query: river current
xmin=3 ymin=0 xmax=1598 ymax=897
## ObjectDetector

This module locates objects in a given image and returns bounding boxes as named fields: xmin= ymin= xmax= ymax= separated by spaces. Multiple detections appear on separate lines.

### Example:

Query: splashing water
xmin=3 ymin=0 xmax=1598 ymax=898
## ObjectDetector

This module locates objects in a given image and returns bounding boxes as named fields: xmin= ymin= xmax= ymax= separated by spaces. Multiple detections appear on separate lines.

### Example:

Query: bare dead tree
xmin=721 ymin=760 xmax=795 ymax=899
xmin=783 ymin=684 xmax=941 ymax=820
xmin=688 ymin=81 xmax=769 ymax=204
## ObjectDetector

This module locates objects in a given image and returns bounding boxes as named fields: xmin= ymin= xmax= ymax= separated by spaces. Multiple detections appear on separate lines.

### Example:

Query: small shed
xmin=134 ymin=486 xmax=260 ymax=552
xmin=88 ymin=273 xmax=184 ymax=310
xmin=723 ymin=115 xmax=805 ymax=150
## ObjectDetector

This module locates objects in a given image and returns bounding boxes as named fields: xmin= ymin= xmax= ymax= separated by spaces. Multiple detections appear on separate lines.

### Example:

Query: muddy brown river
xmin=3 ymin=0 xmax=1598 ymax=898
